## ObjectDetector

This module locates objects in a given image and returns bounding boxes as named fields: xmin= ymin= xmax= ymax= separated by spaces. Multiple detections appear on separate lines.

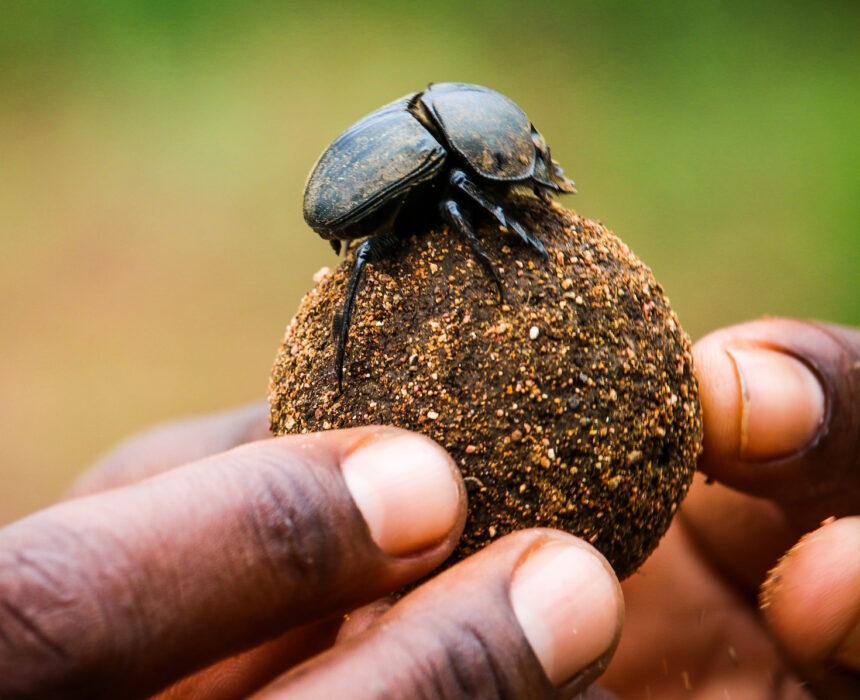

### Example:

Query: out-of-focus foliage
xmin=1 ymin=1 xmax=857 ymax=522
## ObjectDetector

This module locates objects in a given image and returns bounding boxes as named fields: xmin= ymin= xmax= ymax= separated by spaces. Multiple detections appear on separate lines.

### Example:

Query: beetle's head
xmin=530 ymin=125 xmax=576 ymax=194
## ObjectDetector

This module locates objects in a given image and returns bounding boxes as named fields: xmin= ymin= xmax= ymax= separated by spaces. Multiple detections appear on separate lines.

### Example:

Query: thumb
xmin=694 ymin=318 xmax=859 ymax=523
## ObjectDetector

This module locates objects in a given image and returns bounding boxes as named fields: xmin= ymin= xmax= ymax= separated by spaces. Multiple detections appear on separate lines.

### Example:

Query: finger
xmin=604 ymin=490 xmax=807 ymax=699
xmin=70 ymin=402 xmax=271 ymax=496
xmin=154 ymin=619 xmax=341 ymax=700
xmin=336 ymin=598 xmax=394 ymax=644
xmin=261 ymin=530 xmax=624 ymax=700
xmin=694 ymin=318 xmax=859 ymax=517
xmin=154 ymin=597 xmax=397 ymax=700
xmin=0 ymin=427 xmax=466 ymax=699
xmin=760 ymin=516 xmax=860 ymax=698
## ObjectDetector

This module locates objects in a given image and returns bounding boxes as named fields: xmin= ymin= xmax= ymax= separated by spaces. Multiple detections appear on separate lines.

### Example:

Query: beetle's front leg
xmin=448 ymin=169 xmax=548 ymax=259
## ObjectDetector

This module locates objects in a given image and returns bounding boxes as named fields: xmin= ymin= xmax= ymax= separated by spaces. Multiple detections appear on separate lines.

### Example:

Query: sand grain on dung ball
xmin=269 ymin=198 xmax=703 ymax=578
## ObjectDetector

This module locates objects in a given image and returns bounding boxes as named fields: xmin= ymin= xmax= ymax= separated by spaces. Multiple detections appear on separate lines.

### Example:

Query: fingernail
xmin=511 ymin=541 xmax=622 ymax=687
xmin=726 ymin=347 xmax=825 ymax=461
xmin=341 ymin=434 xmax=461 ymax=557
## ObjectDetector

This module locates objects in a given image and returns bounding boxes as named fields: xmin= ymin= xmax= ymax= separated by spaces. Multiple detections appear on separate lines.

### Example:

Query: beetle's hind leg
xmin=448 ymin=169 xmax=548 ymax=259
xmin=333 ymin=231 xmax=399 ymax=391
xmin=440 ymin=198 xmax=503 ymax=300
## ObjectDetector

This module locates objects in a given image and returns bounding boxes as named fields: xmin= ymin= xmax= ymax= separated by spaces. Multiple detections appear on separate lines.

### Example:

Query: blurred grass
xmin=1 ymin=1 xmax=858 ymax=523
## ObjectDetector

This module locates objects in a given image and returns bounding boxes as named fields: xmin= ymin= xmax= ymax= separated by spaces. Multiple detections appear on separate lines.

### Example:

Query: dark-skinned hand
xmin=0 ymin=318 xmax=857 ymax=699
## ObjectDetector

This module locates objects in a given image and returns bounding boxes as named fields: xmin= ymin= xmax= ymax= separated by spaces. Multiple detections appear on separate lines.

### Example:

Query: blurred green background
xmin=1 ymin=1 xmax=857 ymax=524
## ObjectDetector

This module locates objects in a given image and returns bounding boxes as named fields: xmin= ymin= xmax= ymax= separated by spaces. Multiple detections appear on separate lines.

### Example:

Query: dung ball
xmin=269 ymin=198 xmax=703 ymax=578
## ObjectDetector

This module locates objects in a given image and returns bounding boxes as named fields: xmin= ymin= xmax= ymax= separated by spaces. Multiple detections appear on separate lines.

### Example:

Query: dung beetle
xmin=303 ymin=82 xmax=575 ymax=389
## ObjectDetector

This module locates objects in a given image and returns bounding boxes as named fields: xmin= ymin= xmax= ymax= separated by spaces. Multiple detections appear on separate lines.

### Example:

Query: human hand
xmin=0 ymin=407 xmax=623 ymax=699
xmin=601 ymin=318 xmax=860 ymax=699
xmin=2 ymin=318 xmax=856 ymax=700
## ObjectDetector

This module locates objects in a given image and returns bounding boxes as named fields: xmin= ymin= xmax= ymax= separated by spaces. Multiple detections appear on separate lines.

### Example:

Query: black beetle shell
xmin=303 ymin=84 xmax=557 ymax=241
xmin=421 ymin=83 xmax=535 ymax=181
xmin=303 ymin=95 xmax=446 ymax=239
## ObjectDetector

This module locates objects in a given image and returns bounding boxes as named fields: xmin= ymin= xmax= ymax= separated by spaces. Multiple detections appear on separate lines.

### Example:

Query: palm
xmin=602 ymin=474 xmax=809 ymax=699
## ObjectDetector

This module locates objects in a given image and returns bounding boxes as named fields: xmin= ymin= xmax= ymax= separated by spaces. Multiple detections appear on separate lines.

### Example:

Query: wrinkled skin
xmin=0 ymin=318 xmax=857 ymax=699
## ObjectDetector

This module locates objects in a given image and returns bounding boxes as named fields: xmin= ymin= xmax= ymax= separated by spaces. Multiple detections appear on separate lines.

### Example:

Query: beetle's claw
xmin=332 ymin=309 xmax=349 ymax=388
xmin=551 ymin=160 xmax=577 ymax=193
xmin=506 ymin=215 xmax=549 ymax=259
xmin=494 ymin=276 xmax=505 ymax=303
xmin=332 ymin=310 xmax=344 ymax=340
xmin=533 ymin=185 xmax=553 ymax=203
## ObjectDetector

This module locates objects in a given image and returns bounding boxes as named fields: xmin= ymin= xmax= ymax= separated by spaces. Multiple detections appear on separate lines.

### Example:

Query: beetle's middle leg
xmin=448 ymin=169 xmax=548 ymax=259
xmin=333 ymin=231 xmax=399 ymax=390
xmin=440 ymin=198 xmax=503 ymax=301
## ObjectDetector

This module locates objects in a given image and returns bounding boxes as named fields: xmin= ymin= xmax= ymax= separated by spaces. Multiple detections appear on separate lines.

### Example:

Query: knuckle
xmin=383 ymin=614 xmax=544 ymax=700
xmin=236 ymin=444 xmax=347 ymax=591
xmin=434 ymin=622 xmax=506 ymax=698
xmin=0 ymin=522 xmax=136 ymax=699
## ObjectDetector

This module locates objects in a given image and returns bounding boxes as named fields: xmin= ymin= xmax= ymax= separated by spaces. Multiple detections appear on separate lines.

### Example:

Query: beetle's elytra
xmin=303 ymin=82 xmax=575 ymax=390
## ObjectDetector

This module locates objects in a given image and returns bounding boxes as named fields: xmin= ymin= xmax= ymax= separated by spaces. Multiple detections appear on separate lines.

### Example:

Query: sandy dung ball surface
xmin=269 ymin=198 xmax=702 ymax=578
